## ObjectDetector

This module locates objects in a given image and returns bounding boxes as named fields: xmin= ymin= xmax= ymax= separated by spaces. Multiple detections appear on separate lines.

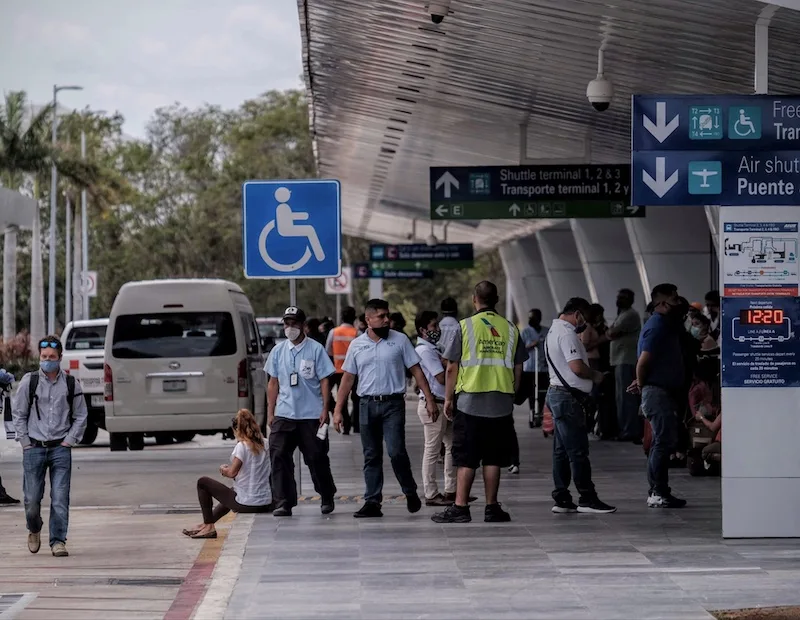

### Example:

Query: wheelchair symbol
xmin=259 ymin=187 xmax=326 ymax=273
xmin=733 ymin=109 xmax=756 ymax=137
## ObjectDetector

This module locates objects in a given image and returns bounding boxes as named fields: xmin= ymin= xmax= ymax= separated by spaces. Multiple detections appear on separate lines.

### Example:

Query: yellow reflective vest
xmin=456 ymin=310 xmax=519 ymax=395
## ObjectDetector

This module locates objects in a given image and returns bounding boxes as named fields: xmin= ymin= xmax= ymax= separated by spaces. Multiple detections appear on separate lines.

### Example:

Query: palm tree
xmin=0 ymin=91 xmax=104 ymax=350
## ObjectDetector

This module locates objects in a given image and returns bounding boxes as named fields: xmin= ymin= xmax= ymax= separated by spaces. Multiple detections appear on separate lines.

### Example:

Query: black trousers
xmin=269 ymin=417 xmax=337 ymax=508
xmin=196 ymin=476 xmax=273 ymax=523
xmin=330 ymin=374 xmax=360 ymax=433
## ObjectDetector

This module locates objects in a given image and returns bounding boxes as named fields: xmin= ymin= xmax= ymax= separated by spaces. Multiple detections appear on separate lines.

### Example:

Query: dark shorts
xmin=451 ymin=410 xmax=516 ymax=469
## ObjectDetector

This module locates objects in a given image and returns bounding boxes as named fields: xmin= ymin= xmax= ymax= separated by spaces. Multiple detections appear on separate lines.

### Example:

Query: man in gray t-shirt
xmin=431 ymin=281 xmax=528 ymax=526
xmin=605 ymin=289 xmax=642 ymax=441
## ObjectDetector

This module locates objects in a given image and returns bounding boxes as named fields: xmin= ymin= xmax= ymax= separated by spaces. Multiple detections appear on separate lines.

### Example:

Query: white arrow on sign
xmin=643 ymin=157 xmax=679 ymax=198
xmin=435 ymin=204 xmax=448 ymax=217
xmin=626 ymin=205 xmax=640 ymax=215
xmin=435 ymin=171 xmax=459 ymax=198
xmin=509 ymin=203 xmax=521 ymax=216
xmin=643 ymin=101 xmax=680 ymax=143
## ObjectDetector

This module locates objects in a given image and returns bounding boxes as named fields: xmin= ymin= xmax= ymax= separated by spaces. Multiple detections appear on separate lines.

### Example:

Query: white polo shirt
xmin=545 ymin=319 xmax=593 ymax=394
xmin=415 ymin=339 xmax=446 ymax=401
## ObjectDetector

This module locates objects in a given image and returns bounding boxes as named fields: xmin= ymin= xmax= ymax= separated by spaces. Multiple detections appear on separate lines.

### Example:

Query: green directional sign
xmin=430 ymin=164 xmax=643 ymax=220
xmin=431 ymin=201 xmax=644 ymax=221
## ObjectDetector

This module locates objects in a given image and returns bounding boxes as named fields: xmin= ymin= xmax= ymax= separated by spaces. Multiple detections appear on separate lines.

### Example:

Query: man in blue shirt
xmin=633 ymin=284 xmax=688 ymax=509
xmin=333 ymin=299 xmax=439 ymax=518
xmin=266 ymin=307 xmax=337 ymax=517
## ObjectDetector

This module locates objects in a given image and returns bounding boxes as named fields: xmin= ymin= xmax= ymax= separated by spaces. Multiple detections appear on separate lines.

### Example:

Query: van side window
xmin=241 ymin=314 xmax=260 ymax=355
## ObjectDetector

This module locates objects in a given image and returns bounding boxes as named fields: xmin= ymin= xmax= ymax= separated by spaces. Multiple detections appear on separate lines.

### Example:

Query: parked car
xmin=61 ymin=318 xmax=109 ymax=445
xmin=104 ymin=279 xmax=267 ymax=451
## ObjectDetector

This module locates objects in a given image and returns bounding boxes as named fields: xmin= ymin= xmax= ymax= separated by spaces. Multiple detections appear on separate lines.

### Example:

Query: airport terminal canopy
xmin=297 ymin=0 xmax=800 ymax=252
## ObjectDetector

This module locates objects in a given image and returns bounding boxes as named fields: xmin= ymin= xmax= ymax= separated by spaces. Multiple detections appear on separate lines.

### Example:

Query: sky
xmin=0 ymin=0 xmax=304 ymax=137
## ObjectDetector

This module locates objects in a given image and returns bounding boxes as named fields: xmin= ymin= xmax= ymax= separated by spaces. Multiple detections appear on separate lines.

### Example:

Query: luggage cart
xmin=528 ymin=346 xmax=548 ymax=430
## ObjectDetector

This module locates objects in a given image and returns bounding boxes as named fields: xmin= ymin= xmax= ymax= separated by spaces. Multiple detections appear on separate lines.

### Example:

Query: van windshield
xmin=112 ymin=312 xmax=237 ymax=359
xmin=65 ymin=326 xmax=107 ymax=351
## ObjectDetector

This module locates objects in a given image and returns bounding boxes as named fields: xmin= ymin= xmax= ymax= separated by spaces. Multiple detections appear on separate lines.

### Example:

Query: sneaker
xmin=508 ymin=465 xmax=520 ymax=475
xmin=273 ymin=506 xmax=293 ymax=517
xmin=647 ymin=493 xmax=687 ymax=508
xmin=406 ymin=493 xmax=422 ymax=513
xmin=431 ymin=504 xmax=472 ymax=524
xmin=51 ymin=542 xmax=69 ymax=557
xmin=353 ymin=502 xmax=383 ymax=518
xmin=0 ymin=493 xmax=20 ymax=505
xmin=577 ymin=498 xmax=617 ymax=514
xmin=27 ymin=531 xmax=41 ymax=554
xmin=425 ymin=494 xmax=451 ymax=507
xmin=321 ymin=498 xmax=335 ymax=515
xmin=552 ymin=499 xmax=579 ymax=514
xmin=484 ymin=503 xmax=511 ymax=523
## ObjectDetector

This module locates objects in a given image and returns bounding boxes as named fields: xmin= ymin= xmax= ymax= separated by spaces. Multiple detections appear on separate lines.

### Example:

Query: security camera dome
xmin=586 ymin=75 xmax=614 ymax=112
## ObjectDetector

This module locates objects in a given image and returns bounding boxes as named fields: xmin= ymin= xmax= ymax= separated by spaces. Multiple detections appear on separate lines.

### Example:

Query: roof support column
xmin=536 ymin=223 xmax=591 ymax=313
xmin=499 ymin=235 xmax=556 ymax=320
xmin=570 ymin=219 xmax=645 ymax=314
xmin=624 ymin=206 xmax=714 ymax=305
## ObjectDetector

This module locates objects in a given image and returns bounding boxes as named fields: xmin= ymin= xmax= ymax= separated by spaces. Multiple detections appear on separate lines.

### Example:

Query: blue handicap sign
xmin=242 ymin=180 xmax=341 ymax=279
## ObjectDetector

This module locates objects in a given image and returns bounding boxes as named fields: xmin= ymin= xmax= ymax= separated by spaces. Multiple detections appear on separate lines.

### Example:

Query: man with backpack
xmin=12 ymin=335 xmax=88 ymax=557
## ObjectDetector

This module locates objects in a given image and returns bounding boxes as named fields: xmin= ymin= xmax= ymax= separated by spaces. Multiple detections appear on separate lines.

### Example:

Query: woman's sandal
xmin=182 ymin=528 xmax=201 ymax=537
xmin=190 ymin=531 xmax=218 ymax=539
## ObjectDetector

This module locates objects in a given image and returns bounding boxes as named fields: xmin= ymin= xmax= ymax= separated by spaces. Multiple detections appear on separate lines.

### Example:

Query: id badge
xmin=290 ymin=372 xmax=299 ymax=387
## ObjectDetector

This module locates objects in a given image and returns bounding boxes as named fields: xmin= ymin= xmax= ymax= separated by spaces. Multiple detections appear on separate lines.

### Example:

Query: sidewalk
xmin=221 ymin=403 xmax=800 ymax=620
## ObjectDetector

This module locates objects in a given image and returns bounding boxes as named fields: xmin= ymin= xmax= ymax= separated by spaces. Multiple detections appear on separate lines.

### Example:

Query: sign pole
xmin=289 ymin=278 xmax=297 ymax=307
xmin=335 ymin=292 xmax=341 ymax=324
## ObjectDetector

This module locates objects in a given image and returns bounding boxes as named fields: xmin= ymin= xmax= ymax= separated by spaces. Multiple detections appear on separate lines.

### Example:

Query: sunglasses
xmin=39 ymin=340 xmax=61 ymax=349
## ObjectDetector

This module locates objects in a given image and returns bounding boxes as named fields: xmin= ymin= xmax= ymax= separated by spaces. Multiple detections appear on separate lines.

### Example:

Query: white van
xmin=61 ymin=318 xmax=109 ymax=445
xmin=104 ymin=279 xmax=266 ymax=451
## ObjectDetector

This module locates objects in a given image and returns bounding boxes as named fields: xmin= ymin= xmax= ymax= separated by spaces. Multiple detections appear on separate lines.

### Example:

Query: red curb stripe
xmin=163 ymin=561 xmax=215 ymax=620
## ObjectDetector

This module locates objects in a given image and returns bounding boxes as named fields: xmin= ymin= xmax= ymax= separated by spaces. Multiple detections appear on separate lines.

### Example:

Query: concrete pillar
xmin=498 ymin=235 xmax=556 ymax=321
xmin=624 ymin=205 xmax=713 ymax=306
xmin=536 ymin=223 xmax=590 ymax=312
xmin=570 ymin=219 xmax=646 ymax=315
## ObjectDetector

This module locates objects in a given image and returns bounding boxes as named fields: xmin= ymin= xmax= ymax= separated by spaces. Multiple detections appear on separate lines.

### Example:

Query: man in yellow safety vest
xmin=431 ymin=281 xmax=528 ymax=524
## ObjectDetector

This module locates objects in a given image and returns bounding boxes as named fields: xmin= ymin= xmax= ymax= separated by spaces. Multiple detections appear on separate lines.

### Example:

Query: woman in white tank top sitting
xmin=183 ymin=409 xmax=273 ymax=539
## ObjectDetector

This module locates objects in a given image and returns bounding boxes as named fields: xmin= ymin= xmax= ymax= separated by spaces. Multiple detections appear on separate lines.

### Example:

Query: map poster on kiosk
xmin=721 ymin=220 xmax=800 ymax=388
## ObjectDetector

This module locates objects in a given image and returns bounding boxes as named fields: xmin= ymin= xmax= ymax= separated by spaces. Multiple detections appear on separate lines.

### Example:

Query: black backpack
xmin=27 ymin=373 xmax=77 ymax=425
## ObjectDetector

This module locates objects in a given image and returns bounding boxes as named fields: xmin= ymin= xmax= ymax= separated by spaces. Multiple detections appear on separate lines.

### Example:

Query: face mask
xmin=426 ymin=329 xmax=441 ymax=344
xmin=40 ymin=360 xmax=60 ymax=374
xmin=689 ymin=326 xmax=702 ymax=339
xmin=284 ymin=327 xmax=302 ymax=341
xmin=372 ymin=326 xmax=390 ymax=339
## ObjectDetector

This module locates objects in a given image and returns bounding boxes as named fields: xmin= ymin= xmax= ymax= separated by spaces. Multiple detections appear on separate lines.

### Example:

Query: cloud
xmin=139 ymin=37 xmax=168 ymax=56
xmin=13 ymin=13 xmax=89 ymax=45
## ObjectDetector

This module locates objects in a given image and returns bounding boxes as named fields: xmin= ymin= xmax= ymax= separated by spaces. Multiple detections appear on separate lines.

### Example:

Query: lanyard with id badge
xmin=290 ymin=349 xmax=300 ymax=387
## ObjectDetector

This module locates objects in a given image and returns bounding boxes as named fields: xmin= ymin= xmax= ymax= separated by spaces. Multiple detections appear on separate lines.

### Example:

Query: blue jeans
xmin=641 ymin=386 xmax=678 ymax=496
xmin=615 ymin=364 xmax=641 ymax=439
xmin=23 ymin=445 xmax=72 ymax=547
xmin=360 ymin=399 xmax=417 ymax=504
xmin=546 ymin=388 xmax=596 ymax=504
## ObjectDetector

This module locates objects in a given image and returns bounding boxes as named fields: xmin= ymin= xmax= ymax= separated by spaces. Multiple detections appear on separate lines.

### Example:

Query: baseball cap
xmin=282 ymin=306 xmax=307 ymax=323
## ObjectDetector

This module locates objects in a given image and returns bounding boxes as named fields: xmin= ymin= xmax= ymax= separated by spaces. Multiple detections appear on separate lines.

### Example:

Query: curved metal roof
xmin=297 ymin=0 xmax=800 ymax=251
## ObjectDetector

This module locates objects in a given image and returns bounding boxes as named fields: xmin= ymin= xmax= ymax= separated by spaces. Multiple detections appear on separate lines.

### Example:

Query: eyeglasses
xmin=39 ymin=340 xmax=60 ymax=350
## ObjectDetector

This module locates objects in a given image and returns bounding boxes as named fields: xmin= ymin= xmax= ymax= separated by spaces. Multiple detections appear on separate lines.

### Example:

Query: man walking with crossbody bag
xmin=545 ymin=298 xmax=616 ymax=515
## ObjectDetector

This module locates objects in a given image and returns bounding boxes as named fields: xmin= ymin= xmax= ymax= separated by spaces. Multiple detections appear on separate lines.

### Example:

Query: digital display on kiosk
xmin=738 ymin=308 xmax=786 ymax=325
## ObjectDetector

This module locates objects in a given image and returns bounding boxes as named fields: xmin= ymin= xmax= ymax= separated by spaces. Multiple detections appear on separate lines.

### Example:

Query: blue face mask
xmin=40 ymin=360 xmax=60 ymax=374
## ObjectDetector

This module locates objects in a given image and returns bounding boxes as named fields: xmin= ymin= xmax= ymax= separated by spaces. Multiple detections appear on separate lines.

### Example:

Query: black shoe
xmin=648 ymin=492 xmax=687 ymax=509
xmin=321 ymin=498 xmax=335 ymax=515
xmin=406 ymin=493 xmax=422 ymax=514
xmin=353 ymin=502 xmax=383 ymax=518
xmin=343 ymin=431 xmax=350 ymax=436
xmin=273 ymin=506 xmax=292 ymax=517
xmin=0 ymin=494 xmax=20 ymax=505
xmin=577 ymin=498 xmax=617 ymax=514
xmin=551 ymin=499 xmax=578 ymax=514
xmin=484 ymin=503 xmax=511 ymax=523
xmin=431 ymin=504 xmax=472 ymax=524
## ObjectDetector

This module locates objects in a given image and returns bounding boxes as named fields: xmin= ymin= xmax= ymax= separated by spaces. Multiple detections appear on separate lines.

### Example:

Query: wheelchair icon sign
xmin=243 ymin=179 xmax=341 ymax=279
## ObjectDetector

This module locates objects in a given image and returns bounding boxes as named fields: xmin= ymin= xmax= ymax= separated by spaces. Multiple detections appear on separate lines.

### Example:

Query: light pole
xmin=48 ymin=84 xmax=83 ymax=335
xmin=81 ymin=130 xmax=89 ymax=320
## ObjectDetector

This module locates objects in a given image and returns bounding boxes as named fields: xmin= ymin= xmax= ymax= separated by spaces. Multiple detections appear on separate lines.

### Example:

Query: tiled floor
xmin=225 ymin=404 xmax=800 ymax=619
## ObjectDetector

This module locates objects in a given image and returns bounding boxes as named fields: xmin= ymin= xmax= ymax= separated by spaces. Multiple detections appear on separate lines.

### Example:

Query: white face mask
xmin=284 ymin=327 xmax=302 ymax=342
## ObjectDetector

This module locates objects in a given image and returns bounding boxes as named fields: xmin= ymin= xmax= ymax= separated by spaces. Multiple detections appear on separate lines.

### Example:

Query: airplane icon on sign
xmin=691 ymin=167 xmax=719 ymax=188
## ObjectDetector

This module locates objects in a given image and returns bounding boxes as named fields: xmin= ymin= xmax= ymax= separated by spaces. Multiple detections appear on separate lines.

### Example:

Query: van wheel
xmin=80 ymin=423 xmax=99 ymax=446
xmin=173 ymin=432 xmax=195 ymax=443
xmin=128 ymin=433 xmax=145 ymax=451
xmin=109 ymin=433 xmax=128 ymax=452
xmin=154 ymin=432 xmax=174 ymax=446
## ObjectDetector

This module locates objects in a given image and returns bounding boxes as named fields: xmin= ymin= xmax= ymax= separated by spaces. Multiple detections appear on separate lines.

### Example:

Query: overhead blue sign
xmin=632 ymin=95 xmax=800 ymax=206
xmin=721 ymin=296 xmax=800 ymax=388
xmin=242 ymin=180 xmax=341 ymax=279
xmin=353 ymin=263 xmax=433 ymax=280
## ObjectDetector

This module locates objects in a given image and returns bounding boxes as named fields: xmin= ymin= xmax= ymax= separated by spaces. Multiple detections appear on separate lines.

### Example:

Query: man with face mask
xmin=333 ymin=299 xmax=437 ymax=518
xmin=630 ymin=284 xmax=688 ymax=509
xmin=266 ymin=307 xmax=338 ymax=517
xmin=544 ymin=298 xmax=616 ymax=515
xmin=520 ymin=309 xmax=549 ymax=430
xmin=12 ymin=335 xmax=88 ymax=557
xmin=413 ymin=310 xmax=455 ymax=506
